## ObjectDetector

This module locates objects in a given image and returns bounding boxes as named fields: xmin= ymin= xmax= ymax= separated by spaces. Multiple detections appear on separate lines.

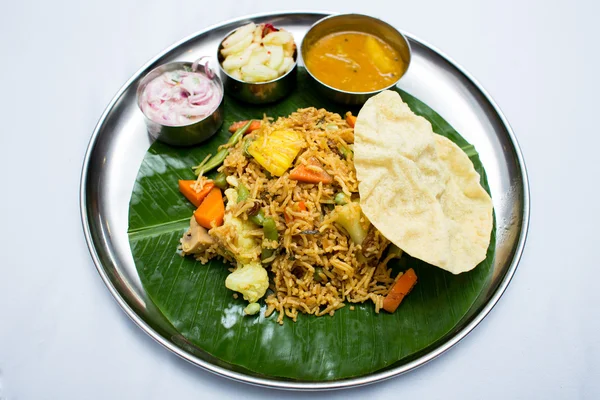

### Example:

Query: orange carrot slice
xmin=193 ymin=187 xmax=225 ymax=229
xmin=289 ymin=158 xmax=333 ymax=184
xmin=345 ymin=112 xmax=357 ymax=128
xmin=382 ymin=268 xmax=417 ymax=313
xmin=297 ymin=201 xmax=307 ymax=212
xmin=228 ymin=120 xmax=261 ymax=134
xmin=178 ymin=180 xmax=215 ymax=207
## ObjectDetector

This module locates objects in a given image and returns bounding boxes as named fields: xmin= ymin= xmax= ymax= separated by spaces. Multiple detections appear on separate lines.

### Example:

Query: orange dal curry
xmin=305 ymin=32 xmax=405 ymax=92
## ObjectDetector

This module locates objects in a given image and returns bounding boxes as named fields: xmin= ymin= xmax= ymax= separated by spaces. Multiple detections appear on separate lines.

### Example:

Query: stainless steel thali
xmin=80 ymin=11 xmax=530 ymax=390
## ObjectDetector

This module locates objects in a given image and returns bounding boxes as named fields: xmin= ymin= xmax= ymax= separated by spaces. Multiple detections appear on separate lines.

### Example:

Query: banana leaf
xmin=128 ymin=68 xmax=495 ymax=380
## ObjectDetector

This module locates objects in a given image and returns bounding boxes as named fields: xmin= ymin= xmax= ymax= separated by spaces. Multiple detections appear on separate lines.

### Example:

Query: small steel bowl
xmin=136 ymin=60 xmax=224 ymax=146
xmin=301 ymin=14 xmax=412 ymax=105
xmin=217 ymin=27 xmax=298 ymax=104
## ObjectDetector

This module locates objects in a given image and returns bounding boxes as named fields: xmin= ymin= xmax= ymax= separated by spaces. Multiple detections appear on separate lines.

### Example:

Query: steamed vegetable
xmin=193 ymin=187 xmax=225 ymax=229
xmin=382 ymin=268 xmax=417 ymax=313
xmin=332 ymin=202 xmax=369 ymax=245
xmin=236 ymin=182 xmax=251 ymax=202
xmin=220 ymin=189 xmax=269 ymax=305
xmin=244 ymin=302 xmax=261 ymax=315
xmin=193 ymin=120 xmax=252 ymax=175
xmin=213 ymin=172 xmax=228 ymax=189
xmin=248 ymin=208 xmax=266 ymax=226
xmin=261 ymin=217 xmax=278 ymax=261
xmin=236 ymin=183 xmax=267 ymax=226
xmin=334 ymin=192 xmax=350 ymax=205
xmin=228 ymin=120 xmax=261 ymax=133
xmin=289 ymin=157 xmax=333 ymax=184
xmin=248 ymin=129 xmax=304 ymax=176
xmin=337 ymin=144 xmax=353 ymax=160
xmin=345 ymin=111 xmax=357 ymax=128
xmin=225 ymin=261 xmax=269 ymax=303
xmin=178 ymin=180 xmax=215 ymax=207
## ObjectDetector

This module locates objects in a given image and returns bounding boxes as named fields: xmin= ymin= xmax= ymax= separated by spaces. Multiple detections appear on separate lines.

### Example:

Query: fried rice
xmin=190 ymin=107 xmax=399 ymax=324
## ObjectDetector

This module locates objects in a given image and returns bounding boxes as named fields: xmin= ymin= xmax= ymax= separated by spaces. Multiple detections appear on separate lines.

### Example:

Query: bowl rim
xmin=136 ymin=60 xmax=224 ymax=128
xmin=216 ymin=24 xmax=299 ymax=86
xmin=300 ymin=13 xmax=413 ymax=95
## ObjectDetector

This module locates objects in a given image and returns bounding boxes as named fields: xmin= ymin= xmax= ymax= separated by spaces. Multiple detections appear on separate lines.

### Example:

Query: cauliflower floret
xmin=220 ymin=186 xmax=269 ymax=306
xmin=332 ymin=202 xmax=369 ymax=245
xmin=244 ymin=302 xmax=261 ymax=315
xmin=225 ymin=261 xmax=269 ymax=303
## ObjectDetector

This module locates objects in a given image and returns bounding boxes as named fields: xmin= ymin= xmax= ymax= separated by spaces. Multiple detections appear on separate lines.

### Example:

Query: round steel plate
xmin=80 ymin=11 xmax=530 ymax=390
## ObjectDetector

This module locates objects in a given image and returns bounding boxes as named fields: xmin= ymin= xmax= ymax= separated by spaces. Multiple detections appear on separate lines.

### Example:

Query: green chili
xmin=192 ymin=120 xmax=252 ymax=175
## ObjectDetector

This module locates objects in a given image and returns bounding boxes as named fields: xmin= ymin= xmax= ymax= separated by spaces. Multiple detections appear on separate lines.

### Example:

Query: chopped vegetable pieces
xmin=228 ymin=120 xmax=261 ymax=134
xmin=364 ymin=35 xmax=397 ymax=74
xmin=289 ymin=157 xmax=333 ymax=184
xmin=178 ymin=180 xmax=215 ymax=207
xmin=213 ymin=172 xmax=228 ymax=189
xmin=193 ymin=120 xmax=252 ymax=176
xmin=248 ymin=129 xmax=304 ymax=176
xmin=345 ymin=111 xmax=357 ymax=128
xmin=284 ymin=201 xmax=307 ymax=223
xmin=382 ymin=268 xmax=417 ymax=313
xmin=297 ymin=201 xmax=307 ymax=212
xmin=332 ymin=202 xmax=369 ymax=245
xmin=225 ymin=261 xmax=269 ymax=303
xmin=261 ymin=217 xmax=279 ymax=262
xmin=193 ymin=187 xmax=225 ymax=229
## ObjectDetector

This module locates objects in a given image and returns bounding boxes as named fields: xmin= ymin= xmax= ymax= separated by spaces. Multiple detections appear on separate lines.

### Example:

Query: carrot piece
xmin=193 ymin=187 xmax=225 ymax=229
xmin=284 ymin=201 xmax=307 ymax=223
xmin=289 ymin=158 xmax=333 ymax=184
xmin=297 ymin=201 xmax=307 ymax=212
xmin=178 ymin=180 xmax=215 ymax=207
xmin=284 ymin=212 xmax=292 ymax=224
xmin=228 ymin=120 xmax=261 ymax=134
xmin=345 ymin=112 xmax=357 ymax=128
xmin=382 ymin=268 xmax=418 ymax=313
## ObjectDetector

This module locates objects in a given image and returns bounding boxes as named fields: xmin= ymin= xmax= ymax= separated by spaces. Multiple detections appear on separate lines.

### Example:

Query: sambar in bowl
xmin=301 ymin=14 xmax=411 ymax=105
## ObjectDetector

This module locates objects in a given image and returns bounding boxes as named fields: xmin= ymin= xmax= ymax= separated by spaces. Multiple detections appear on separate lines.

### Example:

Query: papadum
xmin=354 ymin=90 xmax=493 ymax=274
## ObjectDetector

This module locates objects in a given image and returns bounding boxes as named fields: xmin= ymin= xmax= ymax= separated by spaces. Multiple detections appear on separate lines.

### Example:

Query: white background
xmin=1 ymin=0 xmax=599 ymax=398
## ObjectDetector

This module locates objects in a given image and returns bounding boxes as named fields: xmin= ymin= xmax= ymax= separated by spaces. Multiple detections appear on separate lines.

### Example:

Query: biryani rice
xmin=195 ymin=107 xmax=398 ymax=323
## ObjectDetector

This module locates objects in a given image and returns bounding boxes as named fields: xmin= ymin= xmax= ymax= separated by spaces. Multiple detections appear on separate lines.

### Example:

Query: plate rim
xmin=80 ymin=9 xmax=530 ymax=390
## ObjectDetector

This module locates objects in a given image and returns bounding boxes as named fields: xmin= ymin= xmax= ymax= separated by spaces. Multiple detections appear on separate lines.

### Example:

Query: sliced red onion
xmin=140 ymin=69 xmax=221 ymax=126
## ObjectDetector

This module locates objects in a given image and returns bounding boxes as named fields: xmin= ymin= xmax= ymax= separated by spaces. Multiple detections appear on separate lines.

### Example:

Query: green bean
xmin=261 ymin=217 xmax=279 ymax=261
xmin=334 ymin=192 xmax=350 ymax=205
xmin=262 ymin=217 xmax=278 ymax=240
xmin=236 ymin=183 xmax=250 ymax=203
xmin=249 ymin=209 xmax=265 ymax=226
xmin=338 ymin=144 xmax=353 ymax=160
xmin=243 ymin=137 xmax=254 ymax=158
xmin=192 ymin=120 xmax=252 ymax=175
xmin=237 ymin=183 xmax=267 ymax=226
xmin=213 ymin=172 xmax=228 ymax=189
